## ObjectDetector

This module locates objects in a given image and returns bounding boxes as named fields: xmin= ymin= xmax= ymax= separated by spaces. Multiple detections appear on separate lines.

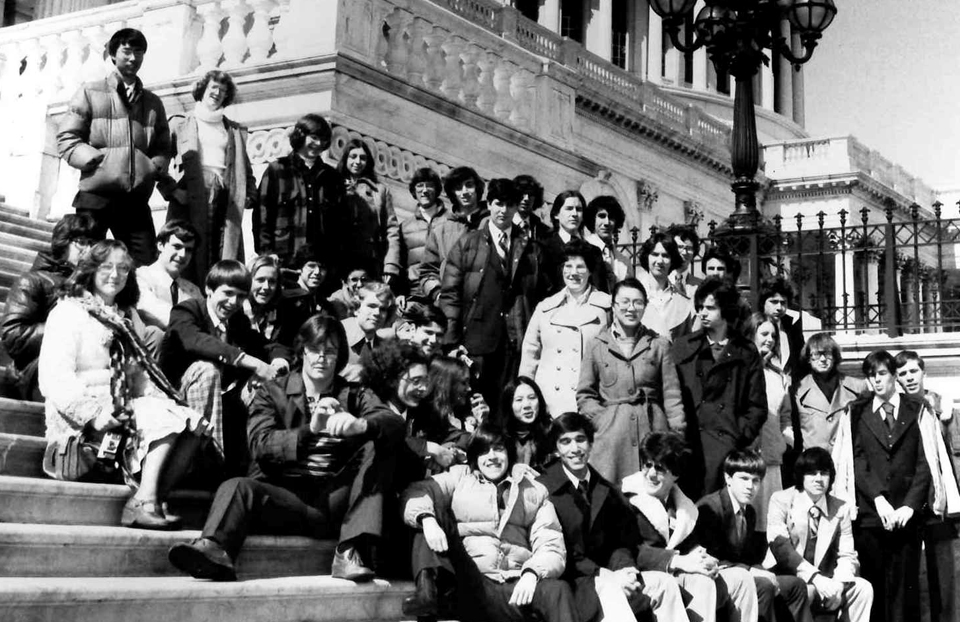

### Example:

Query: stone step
xmin=0 ymin=476 xmax=212 ymax=529
xmin=0 ymin=241 xmax=41 ymax=265
xmin=0 ymin=220 xmax=54 ymax=244
xmin=0 ymin=433 xmax=45 ymax=478
xmin=0 ymin=254 xmax=34 ymax=278
xmin=0 ymin=575 xmax=410 ymax=622
xmin=0 ymin=397 xmax=44 ymax=436
xmin=0 ymin=204 xmax=57 ymax=233
xmin=0 ymin=523 xmax=334 ymax=579
xmin=0 ymin=231 xmax=48 ymax=254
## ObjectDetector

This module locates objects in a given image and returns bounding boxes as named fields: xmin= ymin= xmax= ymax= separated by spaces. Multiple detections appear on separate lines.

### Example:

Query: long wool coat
xmin=577 ymin=326 xmax=684 ymax=486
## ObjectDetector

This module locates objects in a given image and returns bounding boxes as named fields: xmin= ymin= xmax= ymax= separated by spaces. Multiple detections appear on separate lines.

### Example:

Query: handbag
xmin=42 ymin=435 xmax=99 ymax=482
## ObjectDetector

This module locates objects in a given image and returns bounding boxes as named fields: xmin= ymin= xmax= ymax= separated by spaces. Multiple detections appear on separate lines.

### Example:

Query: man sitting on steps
xmin=1 ymin=213 xmax=100 ymax=401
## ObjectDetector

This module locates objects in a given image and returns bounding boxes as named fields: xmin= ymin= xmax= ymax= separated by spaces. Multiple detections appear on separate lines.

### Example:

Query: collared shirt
xmin=562 ymin=464 xmax=591 ymax=492
xmin=206 ymin=298 xmax=229 ymax=342
xmin=136 ymin=262 xmax=202 ymax=329
xmin=872 ymin=392 xmax=902 ymax=422
xmin=610 ymin=318 xmax=639 ymax=357
xmin=558 ymin=229 xmax=575 ymax=244
xmin=488 ymin=222 xmax=511 ymax=260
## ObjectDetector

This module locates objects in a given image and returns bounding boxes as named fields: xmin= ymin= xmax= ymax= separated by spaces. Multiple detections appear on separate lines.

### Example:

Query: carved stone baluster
xmin=195 ymin=2 xmax=226 ymax=71
xmin=0 ymin=43 xmax=21 ymax=105
xmin=508 ymin=67 xmax=533 ymax=128
xmin=59 ymin=31 xmax=86 ymax=99
xmin=440 ymin=35 xmax=465 ymax=101
xmin=406 ymin=17 xmax=429 ymax=87
xmin=422 ymin=26 xmax=446 ymax=92
xmin=460 ymin=44 xmax=481 ymax=108
xmin=247 ymin=0 xmax=275 ymax=63
xmin=80 ymin=25 xmax=109 ymax=83
xmin=18 ymin=39 xmax=41 ymax=98
xmin=492 ymin=58 xmax=515 ymax=121
xmin=221 ymin=0 xmax=250 ymax=68
xmin=382 ymin=9 xmax=411 ymax=78
xmin=272 ymin=0 xmax=291 ymax=58
xmin=39 ymin=35 xmax=64 ymax=99
xmin=476 ymin=51 xmax=497 ymax=114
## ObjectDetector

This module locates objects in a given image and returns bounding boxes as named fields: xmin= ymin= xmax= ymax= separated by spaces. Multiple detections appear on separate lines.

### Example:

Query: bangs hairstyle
xmin=584 ymin=196 xmax=625 ymax=232
xmin=443 ymin=166 xmax=485 ymax=208
xmin=894 ymin=350 xmax=925 ymax=371
xmin=409 ymin=167 xmax=442 ymax=199
xmin=337 ymin=139 xmax=377 ymax=182
xmin=496 ymin=376 xmax=549 ymax=433
xmin=638 ymin=231 xmax=684 ymax=273
xmin=486 ymin=178 xmax=520 ymax=206
xmin=62 ymin=240 xmax=139 ymax=308
xmin=356 ymin=281 xmax=396 ymax=313
xmin=793 ymin=447 xmax=836 ymax=491
xmin=799 ymin=333 xmax=841 ymax=371
xmin=759 ymin=276 xmax=796 ymax=308
xmin=639 ymin=432 xmax=690 ymax=477
xmin=862 ymin=349 xmax=896 ymax=377
xmin=360 ymin=340 xmax=429 ymax=403
xmin=561 ymin=239 xmax=599 ymax=275
xmin=548 ymin=411 xmax=596 ymax=448
xmin=513 ymin=174 xmax=544 ymax=210
xmin=247 ymin=254 xmax=283 ymax=307
xmin=549 ymin=190 xmax=587 ymax=231
xmin=397 ymin=295 xmax=445 ymax=328
xmin=612 ymin=277 xmax=648 ymax=303
xmin=722 ymin=448 xmax=766 ymax=477
xmin=192 ymin=70 xmax=237 ymax=108
xmin=295 ymin=314 xmax=349 ymax=374
xmin=157 ymin=219 xmax=198 ymax=245
xmin=701 ymin=246 xmax=741 ymax=281
xmin=664 ymin=223 xmax=701 ymax=257
xmin=205 ymin=259 xmax=251 ymax=293
xmin=289 ymin=114 xmax=332 ymax=151
xmin=50 ymin=213 xmax=97 ymax=262
xmin=742 ymin=312 xmax=780 ymax=358
xmin=694 ymin=278 xmax=741 ymax=324
xmin=467 ymin=423 xmax=517 ymax=470
xmin=108 ymin=28 xmax=147 ymax=55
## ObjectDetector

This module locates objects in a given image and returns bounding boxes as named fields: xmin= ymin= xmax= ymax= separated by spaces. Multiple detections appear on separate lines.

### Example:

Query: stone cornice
xmin=767 ymin=172 xmax=924 ymax=215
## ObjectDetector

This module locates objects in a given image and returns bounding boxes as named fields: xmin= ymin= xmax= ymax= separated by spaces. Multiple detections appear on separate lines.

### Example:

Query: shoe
xmin=402 ymin=568 xmax=438 ymax=617
xmin=168 ymin=538 xmax=237 ymax=581
xmin=331 ymin=544 xmax=375 ymax=582
xmin=160 ymin=502 xmax=183 ymax=529
xmin=121 ymin=497 xmax=176 ymax=530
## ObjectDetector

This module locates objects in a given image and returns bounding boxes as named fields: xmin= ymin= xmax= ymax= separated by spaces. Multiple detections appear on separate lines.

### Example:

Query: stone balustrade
xmin=763 ymin=136 xmax=937 ymax=208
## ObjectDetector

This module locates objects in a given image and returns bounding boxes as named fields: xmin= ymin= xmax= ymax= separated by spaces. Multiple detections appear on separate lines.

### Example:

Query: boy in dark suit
xmin=160 ymin=260 xmax=287 ymax=476
xmin=696 ymin=449 xmax=809 ymax=622
xmin=538 ymin=412 xmax=685 ymax=622
xmin=849 ymin=350 xmax=931 ymax=622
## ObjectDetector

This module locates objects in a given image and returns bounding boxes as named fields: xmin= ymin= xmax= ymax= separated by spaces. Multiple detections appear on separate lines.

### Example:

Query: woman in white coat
xmin=520 ymin=240 xmax=611 ymax=416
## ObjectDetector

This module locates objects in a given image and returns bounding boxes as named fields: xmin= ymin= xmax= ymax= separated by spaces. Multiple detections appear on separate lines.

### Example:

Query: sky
xmin=803 ymin=0 xmax=960 ymax=190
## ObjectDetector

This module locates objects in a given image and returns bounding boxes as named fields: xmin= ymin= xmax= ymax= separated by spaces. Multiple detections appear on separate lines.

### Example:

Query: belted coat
xmin=577 ymin=325 xmax=684 ymax=486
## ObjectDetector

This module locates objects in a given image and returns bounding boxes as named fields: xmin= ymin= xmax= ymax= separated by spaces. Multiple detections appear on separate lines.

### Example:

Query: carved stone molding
xmin=683 ymin=200 xmax=703 ymax=225
xmin=638 ymin=180 xmax=658 ymax=212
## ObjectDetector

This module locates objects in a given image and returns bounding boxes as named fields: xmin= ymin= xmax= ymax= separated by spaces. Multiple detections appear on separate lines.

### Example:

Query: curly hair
xmin=360 ymin=340 xmax=429 ymax=403
xmin=639 ymin=432 xmax=691 ymax=478
xmin=513 ymin=174 xmax=544 ymax=212
xmin=60 ymin=239 xmax=139 ymax=308
xmin=584 ymin=195 xmax=625 ymax=232
xmin=443 ymin=166 xmax=485 ymax=210
xmin=192 ymin=69 xmax=237 ymax=108
xmin=50 ymin=213 xmax=98 ymax=262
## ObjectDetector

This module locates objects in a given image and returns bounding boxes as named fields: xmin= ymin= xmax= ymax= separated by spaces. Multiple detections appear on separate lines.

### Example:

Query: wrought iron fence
xmin=614 ymin=201 xmax=960 ymax=337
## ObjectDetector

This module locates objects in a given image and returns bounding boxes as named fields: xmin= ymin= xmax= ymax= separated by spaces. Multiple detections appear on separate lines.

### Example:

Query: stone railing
xmin=763 ymin=136 xmax=937 ymax=207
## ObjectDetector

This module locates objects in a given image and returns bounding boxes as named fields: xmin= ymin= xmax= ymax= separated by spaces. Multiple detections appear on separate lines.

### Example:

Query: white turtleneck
xmin=195 ymin=104 xmax=228 ymax=176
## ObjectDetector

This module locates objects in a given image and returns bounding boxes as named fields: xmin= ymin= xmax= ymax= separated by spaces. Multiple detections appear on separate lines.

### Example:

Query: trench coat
xmin=577 ymin=325 xmax=684 ymax=486
xmin=519 ymin=288 xmax=611 ymax=417
xmin=792 ymin=373 xmax=867 ymax=452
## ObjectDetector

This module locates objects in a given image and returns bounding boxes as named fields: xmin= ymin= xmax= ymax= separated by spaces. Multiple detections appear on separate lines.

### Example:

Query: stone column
xmin=900 ymin=259 xmax=917 ymax=334
xmin=760 ymin=52 xmax=774 ymax=110
xmin=692 ymin=0 xmax=707 ymax=89
xmin=775 ymin=20 xmax=793 ymax=119
xmin=539 ymin=0 xmax=561 ymax=32
xmin=791 ymin=32 xmax=805 ymax=126
xmin=585 ymin=0 xmax=613 ymax=61
xmin=647 ymin=6 xmax=662 ymax=84
xmin=865 ymin=251 xmax=880 ymax=333
xmin=630 ymin=0 xmax=649 ymax=78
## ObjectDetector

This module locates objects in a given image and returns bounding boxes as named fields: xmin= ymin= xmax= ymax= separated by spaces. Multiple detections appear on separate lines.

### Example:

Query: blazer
xmin=695 ymin=489 xmax=766 ymax=567
xmin=538 ymin=462 xmax=648 ymax=622
xmin=764 ymin=487 xmax=860 ymax=582
xmin=160 ymin=297 xmax=267 ymax=388
xmin=792 ymin=373 xmax=867 ymax=452
xmin=849 ymin=393 xmax=932 ymax=528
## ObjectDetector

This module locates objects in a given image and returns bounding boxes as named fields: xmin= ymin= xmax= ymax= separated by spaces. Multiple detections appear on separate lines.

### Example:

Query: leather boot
xmin=402 ymin=568 xmax=438 ymax=618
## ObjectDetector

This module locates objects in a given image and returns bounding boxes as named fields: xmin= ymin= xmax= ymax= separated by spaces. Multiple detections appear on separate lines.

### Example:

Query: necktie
xmin=881 ymin=402 xmax=895 ymax=432
xmin=734 ymin=508 xmax=746 ymax=545
xmin=497 ymin=231 xmax=509 ymax=262
xmin=170 ymin=279 xmax=179 ymax=306
xmin=577 ymin=480 xmax=591 ymax=507
xmin=804 ymin=506 xmax=822 ymax=563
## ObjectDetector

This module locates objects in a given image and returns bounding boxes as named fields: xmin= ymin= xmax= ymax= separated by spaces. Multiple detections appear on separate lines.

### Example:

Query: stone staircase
xmin=0 ymin=397 xmax=414 ymax=621
xmin=0 ymin=204 xmax=54 ymax=307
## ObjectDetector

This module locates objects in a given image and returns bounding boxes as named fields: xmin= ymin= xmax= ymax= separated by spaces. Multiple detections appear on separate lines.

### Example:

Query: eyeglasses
xmin=97 ymin=263 xmax=131 ymax=276
xmin=304 ymin=348 xmax=338 ymax=360
xmin=402 ymin=374 xmax=430 ymax=389
xmin=809 ymin=351 xmax=834 ymax=361
xmin=615 ymin=299 xmax=646 ymax=310
xmin=71 ymin=237 xmax=94 ymax=248
xmin=641 ymin=461 xmax=669 ymax=475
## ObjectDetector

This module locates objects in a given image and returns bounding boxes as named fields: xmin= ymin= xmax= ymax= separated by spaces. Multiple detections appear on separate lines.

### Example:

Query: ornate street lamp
xmin=649 ymin=0 xmax=836 ymax=231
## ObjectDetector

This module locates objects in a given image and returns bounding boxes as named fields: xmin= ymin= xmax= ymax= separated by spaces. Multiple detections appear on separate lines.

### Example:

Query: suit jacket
xmin=695 ymin=489 xmax=766 ymax=567
xmin=160 ymin=297 xmax=267 ymax=388
xmin=622 ymin=474 xmax=700 ymax=572
xmin=438 ymin=220 xmax=546 ymax=354
xmin=792 ymin=373 xmax=867 ymax=452
xmin=538 ymin=462 xmax=649 ymax=622
xmin=764 ymin=487 xmax=859 ymax=582
xmin=850 ymin=393 xmax=931 ymax=528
